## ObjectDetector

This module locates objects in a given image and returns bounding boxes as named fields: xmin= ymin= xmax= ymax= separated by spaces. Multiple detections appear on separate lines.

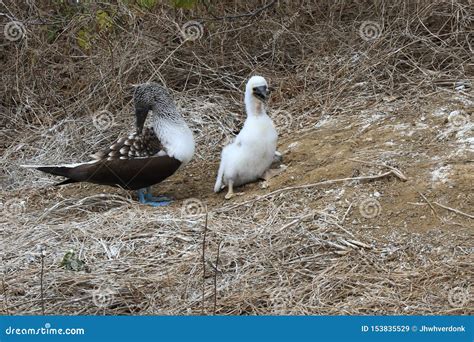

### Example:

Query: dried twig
xmin=418 ymin=192 xmax=441 ymax=220
xmin=433 ymin=202 xmax=474 ymax=220
xmin=213 ymin=240 xmax=221 ymax=315
xmin=201 ymin=212 xmax=208 ymax=315
xmin=2 ymin=277 xmax=9 ymax=315
xmin=348 ymin=158 xmax=408 ymax=181
xmin=221 ymin=171 xmax=405 ymax=212
xmin=341 ymin=202 xmax=353 ymax=223
xmin=40 ymin=251 xmax=45 ymax=316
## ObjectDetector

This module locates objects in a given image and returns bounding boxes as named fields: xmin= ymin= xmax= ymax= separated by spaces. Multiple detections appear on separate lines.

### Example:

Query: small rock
xmin=287 ymin=142 xmax=299 ymax=149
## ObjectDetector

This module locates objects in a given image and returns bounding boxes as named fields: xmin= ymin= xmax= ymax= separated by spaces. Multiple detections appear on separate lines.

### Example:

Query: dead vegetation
xmin=1 ymin=0 xmax=472 ymax=315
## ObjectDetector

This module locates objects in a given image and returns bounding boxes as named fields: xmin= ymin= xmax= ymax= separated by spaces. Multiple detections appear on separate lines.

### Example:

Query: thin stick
xmin=40 ymin=251 xmax=45 ymax=316
xmin=433 ymin=202 xmax=474 ymax=219
xmin=274 ymin=217 xmax=305 ymax=234
xmin=341 ymin=202 xmax=353 ymax=223
xmin=201 ymin=212 xmax=208 ymax=315
xmin=2 ymin=277 xmax=9 ymax=315
xmin=220 ymin=171 xmax=403 ymax=212
xmin=213 ymin=240 xmax=221 ymax=315
xmin=418 ymin=192 xmax=440 ymax=220
xmin=330 ymin=221 xmax=355 ymax=238
xmin=348 ymin=158 xmax=408 ymax=181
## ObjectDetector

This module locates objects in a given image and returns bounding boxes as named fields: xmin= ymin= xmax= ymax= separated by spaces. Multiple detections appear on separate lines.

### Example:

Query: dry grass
xmin=1 ymin=0 xmax=473 ymax=315
xmin=1 ymin=187 xmax=472 ymax=315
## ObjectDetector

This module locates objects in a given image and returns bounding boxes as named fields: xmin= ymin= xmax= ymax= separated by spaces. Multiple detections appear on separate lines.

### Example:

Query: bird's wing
xmin=89 ymin=127 xmax=164 ymax=161
xmin=32 ymin=127 xmax=180 ymax=190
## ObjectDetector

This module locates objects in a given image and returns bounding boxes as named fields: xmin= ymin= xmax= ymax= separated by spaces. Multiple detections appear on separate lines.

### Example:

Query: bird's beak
xmin=253 ymin=86 xmax=269 ymax=102
xmin=135 ymin=106 xmax=149 ymax=135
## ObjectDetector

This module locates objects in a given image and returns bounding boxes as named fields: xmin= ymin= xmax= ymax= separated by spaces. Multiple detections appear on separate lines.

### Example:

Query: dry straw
xmin=1 ymin=0 xmax=472 ymax=315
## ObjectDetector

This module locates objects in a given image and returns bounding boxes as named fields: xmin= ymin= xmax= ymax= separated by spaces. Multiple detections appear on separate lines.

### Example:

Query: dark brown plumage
xmin=89 ymin=127 xmax=163 ymax=161
xmin=37 ymin=156 xmax=181 ymax=190
xmin=34 ymin=126 xmax=181 ymax=190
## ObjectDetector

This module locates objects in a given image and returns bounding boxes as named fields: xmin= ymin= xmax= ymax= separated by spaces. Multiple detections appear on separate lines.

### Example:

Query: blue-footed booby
xmin=23 ymin=83 xmax=195 ymax=206
xmin=214 ymin=76 xmax=278 ymax=199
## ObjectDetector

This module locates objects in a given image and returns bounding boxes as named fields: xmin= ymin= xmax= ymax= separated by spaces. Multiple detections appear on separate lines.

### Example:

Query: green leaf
xmin=96 ymin=10 xmax=113 ymax=31
xmin=60 ymin=250 xmax=86 ymax=271
xmin=77 ymin=29 xmax=92 ymax=50
xmin=137 ymin=0 xmax=157 ymax=10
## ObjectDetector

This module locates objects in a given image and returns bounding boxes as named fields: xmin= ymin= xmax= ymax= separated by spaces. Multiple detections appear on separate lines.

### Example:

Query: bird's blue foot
xmin=137 ymin=188 xmax=172 ymax=207
xmin=145 ymin=194 xmax=172 ymax=202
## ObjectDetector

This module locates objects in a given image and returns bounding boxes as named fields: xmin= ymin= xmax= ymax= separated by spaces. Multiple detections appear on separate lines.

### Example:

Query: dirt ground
xmin=1 ymin=89 xmax=472 ymax=315
xmin=13 ymin=91 xmax=473 ymax=232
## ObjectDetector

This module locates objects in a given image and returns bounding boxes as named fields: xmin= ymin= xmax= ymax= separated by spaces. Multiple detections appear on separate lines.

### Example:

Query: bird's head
xmin=246 ymin=76 xmax=270 ymax=103
xmin=133 ymin=83 xmax=177 ymax=135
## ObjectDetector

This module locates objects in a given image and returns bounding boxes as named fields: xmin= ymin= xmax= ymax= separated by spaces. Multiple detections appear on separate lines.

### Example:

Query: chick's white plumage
xmin=214 ymin=76 xmax=277 ymax=199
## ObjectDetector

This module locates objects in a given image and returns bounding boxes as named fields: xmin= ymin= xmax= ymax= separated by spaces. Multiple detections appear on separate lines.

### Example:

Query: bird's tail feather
xmin=54 ymin=178 xmax=78 ymax=186
xmin=214 ymin=162 xmax=225 ymax=193
xmin=21 ymin=165 xmax=78 ymax=186
xmin=36 ymin=166 xmax=72 ymax=178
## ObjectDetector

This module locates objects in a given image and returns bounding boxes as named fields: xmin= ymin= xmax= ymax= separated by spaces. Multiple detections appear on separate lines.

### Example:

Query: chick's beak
xmin=253 ymin=86 xmax=269 ymax=102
